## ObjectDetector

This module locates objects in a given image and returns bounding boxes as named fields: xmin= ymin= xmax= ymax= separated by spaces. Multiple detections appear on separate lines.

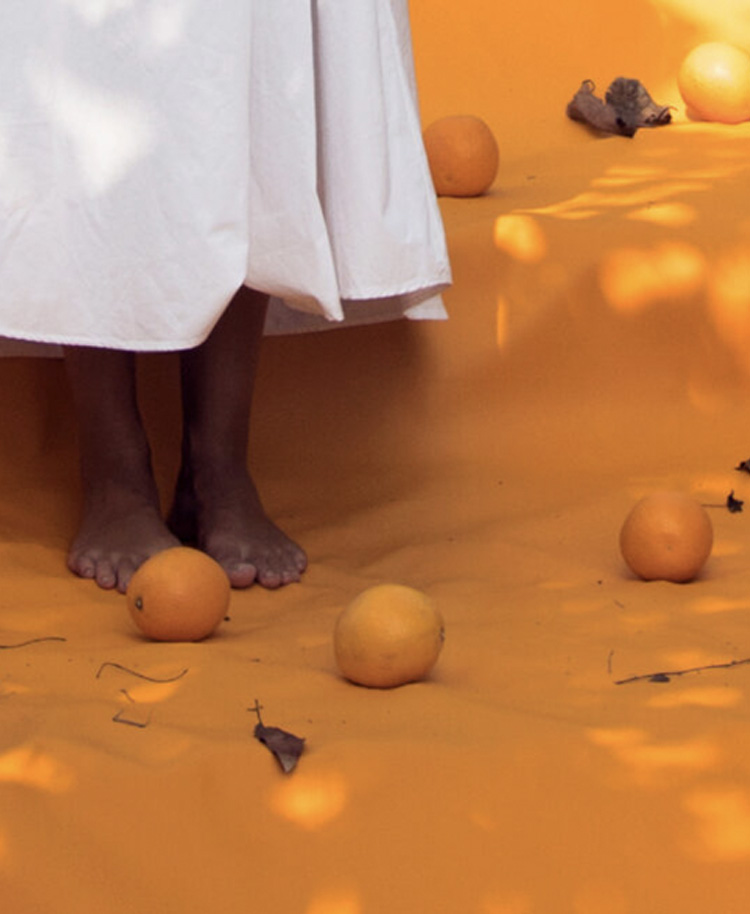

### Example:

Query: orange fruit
xmin=619 ymin=491 xmax=713 ymax=583
xmin=423 ymin=114 xmax=499 ymax=197
xmin=333 ymin=584 xmax=445 ymax=688
xmin=677 ymin=42 xmax=750 ymax=124
xmin=126 ymin=547 xmax=231 ymax=641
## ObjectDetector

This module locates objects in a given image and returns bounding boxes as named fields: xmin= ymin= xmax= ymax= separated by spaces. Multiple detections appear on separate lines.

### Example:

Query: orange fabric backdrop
xmin=4 ymin=2 xmax=750 ymax=912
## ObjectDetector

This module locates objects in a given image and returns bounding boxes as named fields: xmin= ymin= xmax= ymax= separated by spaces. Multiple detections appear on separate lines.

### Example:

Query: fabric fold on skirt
xmin=0 ymin=0 xmax=450 ymax=353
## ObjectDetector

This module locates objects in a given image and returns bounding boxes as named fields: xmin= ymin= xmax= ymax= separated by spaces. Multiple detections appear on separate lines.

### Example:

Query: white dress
xmin=0 ymin=0 xmax=450 ymax=353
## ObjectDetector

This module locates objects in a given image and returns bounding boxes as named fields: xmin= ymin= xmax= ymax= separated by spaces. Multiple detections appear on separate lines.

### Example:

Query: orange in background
xmin=678 ymin=42 xmax=750 ymax=123
xmin=619 ymin=491 xmax=714 ymax=583
xmin=333 ymin=584 xmax=445 ymax=688
xmin=423 ymin=114 xmax=499 ymax=197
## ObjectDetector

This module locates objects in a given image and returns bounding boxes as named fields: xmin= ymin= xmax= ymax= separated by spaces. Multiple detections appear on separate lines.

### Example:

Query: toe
xmin=256 ymin=569 xmax=284 ymax=589
xmin=256 ymin=552 xmax=303 ymax=589
xmin=94 ymin=558 xmax=118 ymax=590
xmin=116 ymin=558 xmax=138 ymax=594
xmin=69 ymin=553 xmax=97 ymax=579
xmin=285 ymin=567 xmax=303 ymax=585
xmin=224 ymin=561 xmax=258 ymax=589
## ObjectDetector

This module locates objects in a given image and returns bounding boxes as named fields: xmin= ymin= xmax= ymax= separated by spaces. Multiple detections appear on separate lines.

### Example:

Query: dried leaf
xmin=567 ymin=80 xmax=619 ymax=133
xmin=250 ymin=701 xmax=305 ymax=774
xmin=727 ymin=490 xmax=744 ymax=513
xmin=605 ymin=77 xmax=672 ymax=130
xmin=567 ymin=77 xmax=671 ymax=137
xmin=254 ymin=723 xmax=306 ymax=774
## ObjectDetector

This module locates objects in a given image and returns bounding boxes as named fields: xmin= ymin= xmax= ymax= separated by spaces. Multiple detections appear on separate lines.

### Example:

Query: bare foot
xmin=68 ymin=486 xmax=180 ymax=593
xmin=64 ymin=345 xmax=181 ymax=593
xmin=168 ymin=467 xmax=307 ymax=589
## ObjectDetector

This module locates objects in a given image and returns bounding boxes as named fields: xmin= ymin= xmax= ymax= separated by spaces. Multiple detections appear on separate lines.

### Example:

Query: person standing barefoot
xmin=2 ymin=2 xmax=450 ymax=593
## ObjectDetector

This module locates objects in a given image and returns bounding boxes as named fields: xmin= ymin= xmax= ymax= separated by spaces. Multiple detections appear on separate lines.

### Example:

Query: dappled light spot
xmin=599 ymin=241 xmax=706 ymax=313
xmin=626 ymin=201 xmax=697 ymax=226
xmin=269 ymin=771 xmax=348 ymax=830
xmin=531 ymin=181 xmax=709 ymax=222
xmin=588 ymin=727 xmax=718 ymax=779
xmin=305 ymin=886 xmax=362 ymax=914
xmin=680 ymin=165 xmax=747 ymax=180
xmin=707 ymin=246 xmax=750 ymax=363
xmin=118 ymin=678 xmax=183 ymax=704
xmin=652 ymin=0 xmax=750 ymax=50
xmin=62 ymin=0 xmax=187 ymax=48
xmin=62 ymin=0 xmax=136 ymax=27
xmin=551 ymin=209 xmax=602 ymax=221
xmin=493 ymin=215 xmax=547 ymax=263
xmin=146 ymin=1 xmax=189 ymax=48
xmin=663 ymin=649 xmax=729 ymax=670
xmin=603 ymin=164 xmax=669 ymax=179
xmin=27 ymin=60 xmax=154 ymax=195
xmin=0 ymin=745 xmax=75 ymax=794
xmin=591 ymin=165 xmax=669 ymax=188
xmin=647 ymin=181 xmax=713 ymax=201
xmin=691 ymin=595 xmax=750 ymax=615
xmin=588 ymin=727 xmax=646 ymax=749
xmin=593 ymin=176 xmax=658 ymax=189
xmin=0 ymin=681 xmax=31 ymax=698
xmin=305 ymin=888 xmax=361 ymax=914
xmin=684 ymin=787 xmax=750 ymax=861
xmin=617 ymin=608 xmax=671 ymax=631
xmin=528 ymin=190 xmax=605 ymax=220
xmin=615 ymin=739 xmax=717 ymax=774
xmin=646 ymin=686 xmax=742 ymax=709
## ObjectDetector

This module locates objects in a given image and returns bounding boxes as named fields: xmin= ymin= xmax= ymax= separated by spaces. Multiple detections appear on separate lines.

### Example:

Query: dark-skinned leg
xmin=64 ymin=346 xmax=180 ymax=592
xmin=168 ymin=286 xmax=307 ymax=588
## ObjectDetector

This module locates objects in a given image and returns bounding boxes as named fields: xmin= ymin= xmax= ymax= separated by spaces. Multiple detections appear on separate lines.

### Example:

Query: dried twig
xmin=112 ymin=708 xmax=151 ymax=729
xmin=96 ymin=661 xmax=189 ymax=683
xmin=615 ymin=656 xmax=750 ymax=685
xmin=702 ymin=491 xmax=744 ymax=513
xmin=108 ymin=689 xmax=152 ymax=728
xmin=0 ymin=636 xmax=67 ymax=649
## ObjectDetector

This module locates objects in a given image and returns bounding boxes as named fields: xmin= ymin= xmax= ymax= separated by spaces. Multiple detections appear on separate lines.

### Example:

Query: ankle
xmin=179 ymin=438 xmax=249 ymax=485
xmin=80 ymin=442 xmax=158 ymax=499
